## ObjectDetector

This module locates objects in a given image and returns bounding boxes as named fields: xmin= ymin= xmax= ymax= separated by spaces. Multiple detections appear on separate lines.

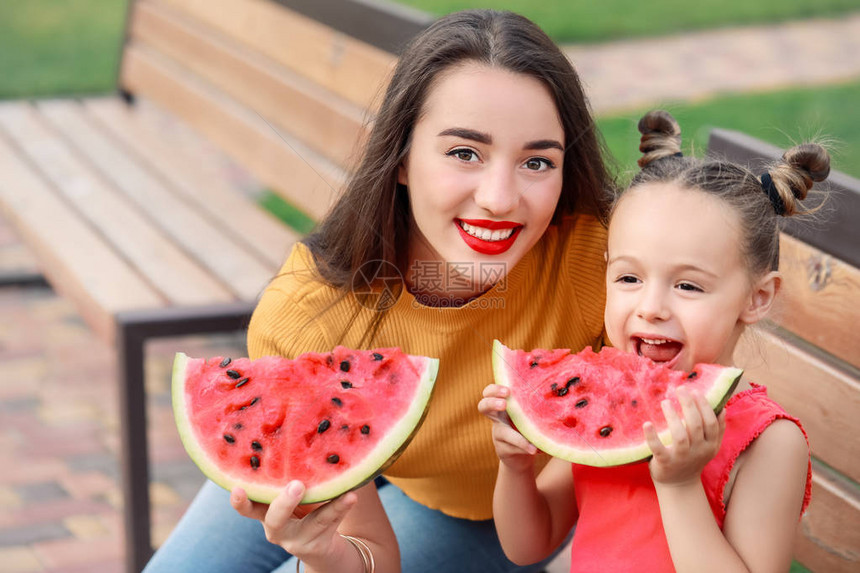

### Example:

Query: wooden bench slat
xmin=735 ymin=328 xmax=860 ymax=483
xmin=774 ymin=233 xmax=860 ymax=370
xmin=84 ymin=97 xmax=299 ymax=270
xmin=0 ymin=116 xmax=164 ymax=342
xmin=132 ymin=0 xmax=368 ymax=169
xmin=37 ymin=99 xmax=276 ymax=302
xmin=0 ymin=102 xmax=234 ymax=307
xmin=794 ymin=464 xmax=860 ymax=573
xmin=121 ymin=42 xmax=345 ymax=220
xmin=151 ymin=0 xmax=395 ymax=111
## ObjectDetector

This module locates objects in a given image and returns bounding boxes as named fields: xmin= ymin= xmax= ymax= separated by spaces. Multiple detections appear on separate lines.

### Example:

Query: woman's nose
xmin=473 ymin=165 xmax=519 ymax=215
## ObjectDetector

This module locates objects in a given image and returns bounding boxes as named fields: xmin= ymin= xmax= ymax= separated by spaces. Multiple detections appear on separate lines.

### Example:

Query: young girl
xmin=481 ymin=110 xmax=821 ymax=572
xmin=144 ymin=10 xmax=614 ymax=573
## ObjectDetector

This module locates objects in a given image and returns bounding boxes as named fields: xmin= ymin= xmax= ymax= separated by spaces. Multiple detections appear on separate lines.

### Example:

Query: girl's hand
xmin=231 ymin=481 xmax=357 ymax=563
xmin=644 ymin=386 xmax=726 ymax=487
xmin=478 ymin=384 xmax=538 ymax=472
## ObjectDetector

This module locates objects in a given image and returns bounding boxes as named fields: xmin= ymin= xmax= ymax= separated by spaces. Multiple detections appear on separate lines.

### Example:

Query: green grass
xmin=0 ymin=0 xmax=129 ymax=99
xmin=597 ymin=80 xmax=860 ymax=184
xmin=395 ymin=0 xmax=860 ymax=43
xmin=258 ymin=191 xmax=317 ymax=234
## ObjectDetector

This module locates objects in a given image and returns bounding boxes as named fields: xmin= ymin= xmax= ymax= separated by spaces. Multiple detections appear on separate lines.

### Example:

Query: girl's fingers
xmin=643 ymin=421 xmax=666 ymax=457
xmin=695 ymin=392 xmax=720 ymax=443
xmin=265 ymin=481 xmax=305 ymax=531
xmin=662 ymin=398 xmax=689 ymax=450
xmin=677 ymin=387 xmax=703 ymax=441
xmin=482 ymin=384 xmax=509 ymax=398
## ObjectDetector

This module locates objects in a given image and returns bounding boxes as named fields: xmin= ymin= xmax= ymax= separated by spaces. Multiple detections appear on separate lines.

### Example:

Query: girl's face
xmin=604 ymin=183 xmax=761 ymax=372
xmin=399 ymin=62 xmax=564 ymax=299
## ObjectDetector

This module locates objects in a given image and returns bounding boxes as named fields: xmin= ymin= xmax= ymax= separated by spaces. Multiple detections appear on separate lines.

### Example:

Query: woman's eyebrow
xmin=438 ymin=127 xmax=491 ymax=144
xmin=438 ymin=128 xmax=563 ymax=152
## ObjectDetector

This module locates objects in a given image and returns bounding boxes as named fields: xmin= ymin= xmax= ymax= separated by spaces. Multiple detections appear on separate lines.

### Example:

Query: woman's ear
xmin=397 ymin=162 xmax=408 ymax=186
xmin=740 ymin=271 xmax=781 ymax=325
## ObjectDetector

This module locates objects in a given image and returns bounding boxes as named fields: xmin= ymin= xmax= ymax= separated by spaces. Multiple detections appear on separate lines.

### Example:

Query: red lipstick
xmin=456 ymin=219 xmax=522 ymax=255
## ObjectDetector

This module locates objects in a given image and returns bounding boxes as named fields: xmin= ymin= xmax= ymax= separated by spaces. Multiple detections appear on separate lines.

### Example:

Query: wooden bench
xmin=0 ymin=1 xmax=429 ymax=571
xmin=708 ymin=129 xmax=860 ymax=573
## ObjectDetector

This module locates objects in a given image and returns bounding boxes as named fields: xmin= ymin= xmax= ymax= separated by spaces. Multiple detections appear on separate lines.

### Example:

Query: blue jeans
xmin=143 ymin=479 xmax=567 ymax=572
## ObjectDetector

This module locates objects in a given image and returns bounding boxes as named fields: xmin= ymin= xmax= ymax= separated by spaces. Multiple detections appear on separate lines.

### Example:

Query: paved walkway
xmin=1 ymin=13 xmax=858 ymax=573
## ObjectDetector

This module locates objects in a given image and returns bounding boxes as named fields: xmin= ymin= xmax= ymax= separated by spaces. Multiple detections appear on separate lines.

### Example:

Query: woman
xmin=145 ymin=9 xmax=613 ymax=572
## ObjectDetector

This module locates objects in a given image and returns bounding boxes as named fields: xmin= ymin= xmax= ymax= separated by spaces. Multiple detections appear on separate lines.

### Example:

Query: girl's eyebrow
xmin=438 ymin=128 xmax=564 ymax=151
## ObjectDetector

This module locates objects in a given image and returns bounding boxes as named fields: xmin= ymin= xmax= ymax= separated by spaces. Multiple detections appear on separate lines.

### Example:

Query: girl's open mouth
xmin=456 ymin=219 xmax=523 ymax=255
xmin=635 ymin=336 xmax=683 ymax=367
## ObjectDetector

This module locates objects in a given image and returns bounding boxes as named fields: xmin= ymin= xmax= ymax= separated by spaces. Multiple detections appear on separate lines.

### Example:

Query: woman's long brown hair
xmin=301 ymin=10 xmax=614 ymax=345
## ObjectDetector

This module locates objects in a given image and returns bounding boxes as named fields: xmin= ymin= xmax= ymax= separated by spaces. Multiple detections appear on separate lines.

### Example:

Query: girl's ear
xmin=740 ymin=271 xmax=781 ymax=325
xmin=397 ymin=162 xmax=408 ymax=186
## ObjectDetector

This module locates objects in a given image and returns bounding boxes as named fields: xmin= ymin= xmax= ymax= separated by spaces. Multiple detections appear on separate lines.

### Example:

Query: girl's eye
xmin=616 ymin=275 xmax=640 ymax=285
xmin=447 ymin=148 xmax=479 ymax=162
xmin=523 ymin=157 xmax=555 ymax=171
xmin=677 ymin=282 xmax=703 ymax=292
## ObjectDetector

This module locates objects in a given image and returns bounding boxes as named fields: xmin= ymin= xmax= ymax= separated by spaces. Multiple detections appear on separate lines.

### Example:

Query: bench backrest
xmin=118 ymin=0 xmax=429 ymax=221
xmin=708 ymin=129 xmax=860 ymax=573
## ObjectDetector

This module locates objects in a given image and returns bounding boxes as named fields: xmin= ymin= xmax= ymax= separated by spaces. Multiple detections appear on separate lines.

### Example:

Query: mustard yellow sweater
xmin=247 ymin=214 xmax=607 ymax=520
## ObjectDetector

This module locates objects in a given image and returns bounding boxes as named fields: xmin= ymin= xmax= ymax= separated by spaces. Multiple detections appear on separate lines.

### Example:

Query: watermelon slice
xmin=172 ymin=347 xmax=438 ymax=503
xmin=492 ymin=340 xmax=742 ymax=467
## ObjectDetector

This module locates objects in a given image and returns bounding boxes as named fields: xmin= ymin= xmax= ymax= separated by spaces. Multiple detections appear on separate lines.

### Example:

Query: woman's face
xmin=400 ymin=61 xmax=565 ymax=301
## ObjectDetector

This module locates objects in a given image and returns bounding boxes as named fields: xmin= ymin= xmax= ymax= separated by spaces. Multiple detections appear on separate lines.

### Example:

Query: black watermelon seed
xmin=250 ymin=455 xmax=260 ymax=469
xmin=251 ymin=441 xmax=262 ymax=452
xmin=575 ymin=399 xmax=588 ymax=408
xmin=327 ymin=454 xmax=340 ymax=464
xmin=223 ymin=434 xmax=236 ymax=444
xmin=219 ymin=357 xmax=232 ymax=368
xmin=226 ymin=369 xmax=241 ymax=379
xmin=687 ymin=371 xmax=698 ymax=380
xmin=565 ymin=377 xmax=580 ymax=388
xmin=340 ymin=380 xmax=353 ymax=389
xmin=360 ymin=425 xmax=370 ymax=435
xmin=372 ymin=353 xmax=384 ymax=361
xmin=318 ymin=419 xmax=331 ymax=433
xmin=340 ymin=424 xmax=349 ymax=431
xmin=599 ymin=426 xmax=613 ymax=437
xmin=340 ymin=360 xmax=350 ymax=373
xmin=235 ymin=377 xmax=249 ymax=388
xmin=530 ymin=361 xmax=539 ymax=368
xmin=550 ymin=382 xmax=558 ymax=391
xmin=331 ymin=397 xmax=343 ymax=407
xmin=240 ymin=397 xmax=260 ymax=411
xmin=631 ymin=399 xmax=638 ymax=407
xmin=233 ymin=423 xmax=243 ymax=430
xmin=555 ymin=387 xmax=569 ymax=397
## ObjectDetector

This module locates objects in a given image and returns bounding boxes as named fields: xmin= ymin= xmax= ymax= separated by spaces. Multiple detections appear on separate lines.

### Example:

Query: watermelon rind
xmin=172 ymin=352 xmax=439 ymax=504
xmin=492 ymin=340 xmax=743 ymax=467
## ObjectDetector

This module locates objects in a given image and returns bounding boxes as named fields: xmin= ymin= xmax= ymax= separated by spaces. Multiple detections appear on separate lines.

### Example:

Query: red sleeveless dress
xmin=568 ymin=384 xmax=812 ymax=572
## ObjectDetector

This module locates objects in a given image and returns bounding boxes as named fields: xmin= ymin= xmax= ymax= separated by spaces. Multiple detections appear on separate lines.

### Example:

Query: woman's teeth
xmin=460 ymin=222 xmax=516 ymax=242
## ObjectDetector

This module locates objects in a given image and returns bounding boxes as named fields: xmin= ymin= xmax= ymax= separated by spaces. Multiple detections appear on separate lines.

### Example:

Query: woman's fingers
xmin=265 ymin=481 xmax=305 ymax=531
xmin=230 ymin=487 xmax=269 ymax=522
xmin=301 ymin=492 xmax=357 ymax=539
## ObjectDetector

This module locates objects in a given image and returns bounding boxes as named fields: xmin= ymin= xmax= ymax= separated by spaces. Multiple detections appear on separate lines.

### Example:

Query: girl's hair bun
xmin=768 ymin=142 xmax=831 ymax=216
xmin=637 ymin=110 xmax=682 ymax=168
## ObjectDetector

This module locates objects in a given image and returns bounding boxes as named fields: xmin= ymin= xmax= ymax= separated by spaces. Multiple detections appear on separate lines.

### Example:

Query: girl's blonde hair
xmin=623 ymin=110 xmax=831 ymax=276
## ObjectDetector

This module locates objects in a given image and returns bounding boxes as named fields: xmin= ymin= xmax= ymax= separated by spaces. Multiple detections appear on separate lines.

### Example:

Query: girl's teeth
xmin=641 ymin=338 xmax=669 ymax=345
xmin=460 ymin=222 xmax=515 ymax=242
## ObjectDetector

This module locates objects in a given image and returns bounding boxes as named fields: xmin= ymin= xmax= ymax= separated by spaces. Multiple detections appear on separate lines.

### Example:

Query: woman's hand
xmin=644 ymin=386 xmax=726 ymax=487
xmin=231 ymin=481 xmax=357 ymax=564
xmin=478 ymin=384 xmax=538 ymax=472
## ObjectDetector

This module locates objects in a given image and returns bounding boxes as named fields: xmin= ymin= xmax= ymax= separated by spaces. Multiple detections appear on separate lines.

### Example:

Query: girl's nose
xmin=474 ymin=165 xmax=519 ymax=216
xmin=636 ymin=286 xmax=670 ymax=322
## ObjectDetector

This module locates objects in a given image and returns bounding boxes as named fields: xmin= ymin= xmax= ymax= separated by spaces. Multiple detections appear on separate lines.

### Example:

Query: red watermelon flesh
xmin=492 ymin=341 xmax=742 ymax=467
xmin=173 ymin=347 xmax=438 ymax=503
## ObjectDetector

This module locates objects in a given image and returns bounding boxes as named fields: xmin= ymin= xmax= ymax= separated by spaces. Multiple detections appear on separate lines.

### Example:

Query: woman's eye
xmin=447 ymin=148 xmax=479 ymax=162
xmin=523 ymin=157 xmax=555 ymax=171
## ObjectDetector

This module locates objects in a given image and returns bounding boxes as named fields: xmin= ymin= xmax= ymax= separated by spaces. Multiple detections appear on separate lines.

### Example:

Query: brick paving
xmin=1 ymin=13 xmax=858 ymax=573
